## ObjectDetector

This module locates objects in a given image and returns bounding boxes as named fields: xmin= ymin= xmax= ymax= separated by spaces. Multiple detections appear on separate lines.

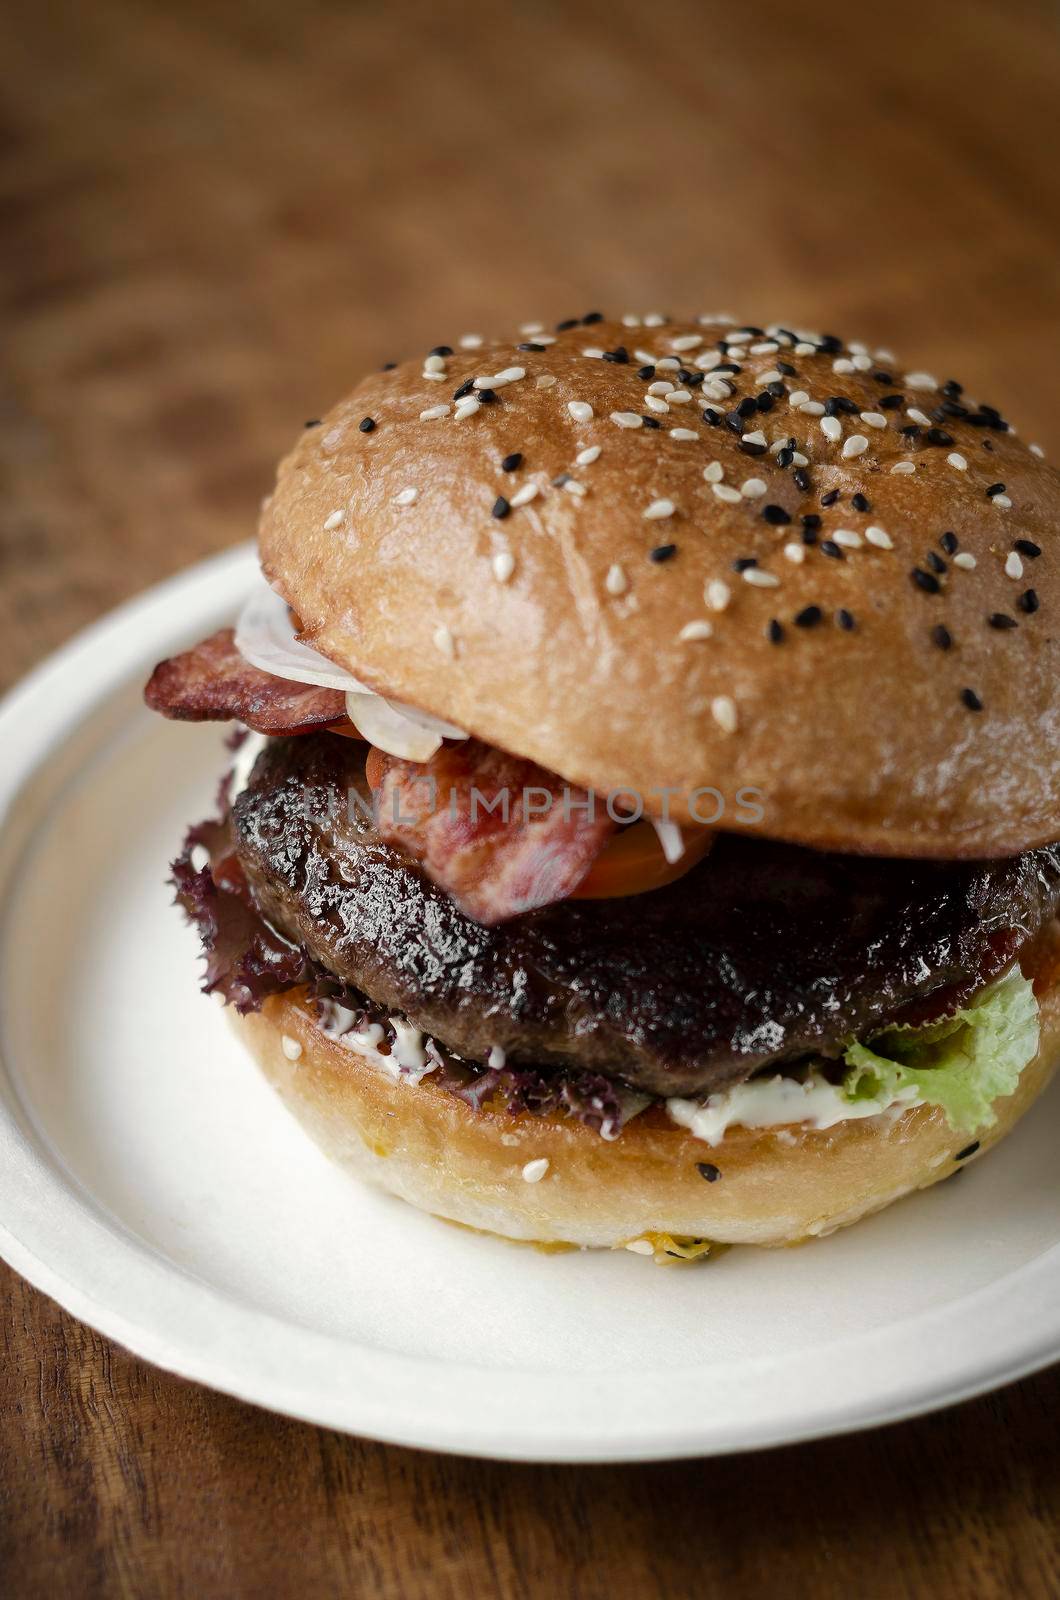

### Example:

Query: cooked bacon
xmin=144 ymin=628 xmax=345 ymax=735
xmin=369 ymin=740 xmax=616 ymax=925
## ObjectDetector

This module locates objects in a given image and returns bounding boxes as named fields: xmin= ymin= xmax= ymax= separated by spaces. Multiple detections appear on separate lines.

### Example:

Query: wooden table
xmin=3 ymin=1 xmax=1060 ymax=1592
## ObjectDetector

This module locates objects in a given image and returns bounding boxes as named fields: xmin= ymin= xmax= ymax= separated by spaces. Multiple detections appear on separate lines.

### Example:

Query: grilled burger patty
xmin=231 ymin=735 xmax=1060 ymax=1098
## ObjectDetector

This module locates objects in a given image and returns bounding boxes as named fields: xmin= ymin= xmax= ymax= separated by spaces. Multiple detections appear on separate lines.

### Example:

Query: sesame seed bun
xmin=259 ymin=315 xmax=1060 ymax=857
xmin=232 ymin=959 xmax=1060 ymax=1254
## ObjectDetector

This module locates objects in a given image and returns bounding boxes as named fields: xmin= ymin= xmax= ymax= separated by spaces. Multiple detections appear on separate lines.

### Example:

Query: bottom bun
xmin=232 ymin=969 xmax=1060 ymax=1256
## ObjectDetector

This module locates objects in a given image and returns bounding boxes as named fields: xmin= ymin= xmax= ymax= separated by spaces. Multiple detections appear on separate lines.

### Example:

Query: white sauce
xmin=666 ymin=1072 xmax=923 ymax=1147
xmin=320 ymin=1004 xmax=436 ymax=1086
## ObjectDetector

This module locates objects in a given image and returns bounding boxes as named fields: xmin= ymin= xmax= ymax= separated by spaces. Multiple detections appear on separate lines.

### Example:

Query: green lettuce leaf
xmin=841 ymin=966 xmax=1040 ymax=1136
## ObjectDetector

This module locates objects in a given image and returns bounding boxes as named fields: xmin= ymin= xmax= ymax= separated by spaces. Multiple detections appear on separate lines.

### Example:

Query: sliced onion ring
xmin=235 ymin=580 xmax=469 ymax=760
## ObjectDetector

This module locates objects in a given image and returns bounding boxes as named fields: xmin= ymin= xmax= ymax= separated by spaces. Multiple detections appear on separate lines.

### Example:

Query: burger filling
xmin=149 ymin=632 xmax=1059 ymax=1146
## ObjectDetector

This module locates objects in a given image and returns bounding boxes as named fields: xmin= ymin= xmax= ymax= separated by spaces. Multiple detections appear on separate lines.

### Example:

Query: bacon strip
xmin=144 ymin=628 xmax=345 ymax=735
xmin=369 ymin=740 xmax=616 ymax=925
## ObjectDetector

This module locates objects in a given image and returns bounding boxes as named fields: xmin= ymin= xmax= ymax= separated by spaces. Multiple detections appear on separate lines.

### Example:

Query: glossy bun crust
xmin=259 ymin=316 xmax=1060 ymax=856
xmin=234 ymin=966 xmax=1060 ymax=1253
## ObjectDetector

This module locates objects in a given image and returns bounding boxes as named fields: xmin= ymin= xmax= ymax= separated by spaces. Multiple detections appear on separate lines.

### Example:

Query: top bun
xmin=259 ymin=314 xmax=1060 ymax=857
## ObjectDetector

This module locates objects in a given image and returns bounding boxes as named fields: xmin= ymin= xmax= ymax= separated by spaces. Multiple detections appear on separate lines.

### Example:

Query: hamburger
xmin=145 ymin=312 xmax=1060 ymax=1262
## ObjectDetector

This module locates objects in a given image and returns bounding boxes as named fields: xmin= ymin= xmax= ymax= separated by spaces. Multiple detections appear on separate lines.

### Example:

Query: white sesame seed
xmin=842 ymin=434 xmax=869 ymax=459
xmin=423 ymin=353 xmax=446 ymax=373
xmin=567 ymin=400 xmax=594 ymax=422
xmin=643 ymin=498 xmax=675 ymax=520
xmin=905 ymin=372 xmax=938 ymax=390
xmin=865 ymin=525 xmax=894 ymax=549
xmin=576 ymin=444 xmax=601 ymax=466
xmin=860 ymin=412 xmax=887 ymax=429
xmin=667 ymin=389 xmax=693 ymax=405
xmin=509 ymin=483 xmax=539 ymax=507
xmin=281 ymin=1035 xmax=303 ymax=1062
xmin=633 ymin=349 xmax=656 ymax=365
xmin=791 ymin=452 xmax=809 ymax=467
xmin=741 ymin=430 xmax=768 ymax=448
xmin=953 ymin=552 xmax=977 ymax=570
xmin=891 ymin=461 xmax=916 ymax=474
xmin=644 ymin=312 xmax=666 ymax=327
xmin=742 ymin=567 xmax=780 ymax=588
xmin=851 ymin=353 xmax=874 ymax=371
xmin=801 ymin=400 xmax=826 ymax=416
xmin=323 ymin=509 xmax=345 ymax=530
xmin=533 ymin=334 xmax=556 ymax=346
xmin=621 ymin=313 xmax=641 ymax=327
xmin=420 ymin=404 xmax=450 ymax=421
xmin=750 ymin=340 xmax=780 ymax=355
xmin=794 ymin=341 xmax=817 ymax=356
xmin=1030 ymin=443 xmax=1045 ymax=458
xmin=610 ymin=410 xmax=642 ymax=428
xmin=711 ymin=695 xmax=738 ymax=734
xmin=454 ymin=398 xmax=481 ymax=420
xmin=458 ymin=333 xmax=483 ymax=349
xmin=671 ymin=333 xmax=703 ymax=352
xmin=563 ymin=479 xmax=587 ymax=497
xmin=756 ymin=369 xmax=784 ymax=385
xmin=703 ymin=461 xmax=724 ymax=483
xmin=833 ymin=358 xmax=856 ymax=374
xmin=993 ymin=494 xmax=1013 ymax=509
xmin=788 ymin=390 xmax=810 ymax=407
xmin=521 ymin=1157 xmax=550 ymax=1183
xmin=706 ymin=579 xmax=732 ymax=611
xmin=492 ymin=551 xmax=515 ymax=583
xmin=741 ymin=477 xmax=767 ymax=498
xmin=712 ymin=483 xmax=742 ymax=504
xmin=477 ymin=366 xmax=525 ymax=388
xmin=783 ymin=541 xmax=805 ymax=563
xmin=832 ymin=528 xmax=863 ymax=548
xmin=645 ymin=394 xmax=670 ymax=414
xmin=907 ymin=408 xmax=932 ymax=426
xmin=821 ymin=416 xmax=843 ymax=443
xmin=947 ymin=452 xmax=968 ymax=471
xmin=433 ymin=624 xmax=455 ymax=659
xmin=670 ymin=427 xmax=698 ymax=441
xmin=536 ymin=374 xmax=556 ymax=389
xmin=605 ymin=563 xmax=628 ymax=596
xmin=421 ymin=369 xmax=446 ymax=381
xmin=678 ymin=620 xmax=713 ymax=641
xmin=656 ymin=357 xmax=681 ymax=372
xmin=520 ymin=321 xmax=544 ymax=335
xmin=1006 ymin=551 xmax=1024 ymax=579
xmin=393 ymin=487 xmax=419 ymax=506
xmin=648 ymin=380 xmax=674 ymax=396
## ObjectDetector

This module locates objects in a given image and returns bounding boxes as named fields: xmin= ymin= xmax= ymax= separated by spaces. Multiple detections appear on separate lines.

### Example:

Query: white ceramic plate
xmin=1 ymin=544 xmax=1058 ymax=1463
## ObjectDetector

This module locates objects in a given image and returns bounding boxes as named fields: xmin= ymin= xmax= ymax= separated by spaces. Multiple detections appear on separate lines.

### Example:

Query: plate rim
xmin=0 ymin=544 xmax=1057 ymax=1464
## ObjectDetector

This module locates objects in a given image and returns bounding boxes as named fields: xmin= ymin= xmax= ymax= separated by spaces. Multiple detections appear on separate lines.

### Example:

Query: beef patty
xmin=231 ymin=734 xmax=1060 ymax=1098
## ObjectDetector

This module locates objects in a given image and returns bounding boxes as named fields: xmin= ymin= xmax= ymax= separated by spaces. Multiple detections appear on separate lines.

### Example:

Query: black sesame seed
xmin=762 ymin=504 xmax=791 ymax=526
xmin=382 ymin=362 xmax=397 ymax=371
xmin=740 ymin=439 xmax=768 ymax=457
xmin=1018 ymin=588 xmax=1040 ymax=614
xmin=911 ymin=568 xmax=941 ymax=594
xmin=955 ymin=1141 xmax=980 ymax=1161
xmin=824 ymin=397 xmax=841 ymax=417
xmin=777 ymin=447 xmax=794 ymax=468
xmin=767 ymin=618 xmax=785 ymax=644
xmin=943 ymin=379 xmax=964 ymax=398
xmin=556 ymin=318 xmax=578 ymax=331
xmin=851 ymin=492 xmax=870 ymax=513
xmin=650 ymin=543 xmax=677 ymax=563
xmin=1015 ymin=539 xmax=1042 ymax=558
xmin=702 ymin=408 xmax=722 ymax=426
xmin=715 ymin=362 xmax=742 ymax=375
xmin=801 ymin=513 xmax=821 ymax=530
xmin=453 ymin=378 xmax=475 ymax=400
xmin=880 ymin=394 xmax=905 ymax=409
xmin=602 ymin=346 xmax=629 ymax=364
xmin=938 ymin=400 xmax=969 ymax=420
xmin=724 ymin=410 xmax=745 ymax=433
xmin=821 ymin=489 xmax=840 ymax=507
xmin=926 ymin=551 xmax=947 ymax=575
xmin=925 ymin=426 xmax=954 ymax=447
xmin=795 ymin=605 xmax=823 ymax=628
xmin=492 ymin=496 xmax=510 ymax=520
xmin=637 ymin=365 xmax=656 ymax=380
xmin=685 ymin=372 xmax=705 ymax=388
xmin=986 ymin=482 xmax=1006 ymax=497
xmin=874 ymin=371 xmax=894 ymax=384
xmin=733 ymin=556 xmax=758 ymax=572
xmin=304 ymin=419 xmax=322 ymax=428
xmin=932 ymin=624 xmax=953 ymax=650
xmin=961 ymin=687 xmax=984 ymax=712
xmin=836 ymin=608 xmax=856 ymax=630
xmin=359 ymin=416 xmax=376 ymax=433
xmin=777 ymin=361 xmax=796 ymax=376
xmin=756 ymin=391 xmax=775 ymax=413
xmin=582 ymin=310 xmax=604 ymax=324
xmin=820 ymin=540 xmax=844 ymax=560
xmin=477 ymin=388 xmax=498 ymax=403
xmin=940 ymin=530 xmax=959 ymax=555
xmin=642 ymin=415 xmax=661 ymax=430
xmin=429 ymin=345 xmax=453 ymax=358
xmin=802 ymin=526 xmax=819 ymax=545
xmin=552 ymin=473 xmax=571 ymax=487
xmin=696 ymin=1162 xmax=722 ymax=1182
xmin=517 ymin=342 xmax=546 ymax=353
xmin=988 ymin=612 xmax=1017 ymax=629
xmin=899 ymin=424 xmax=921 ymax=439
xmin=793 ymin=467 xmax=811 ymax=493
xmin=817 ymin=334 xmax=843 ymax=354
xmin=767 ymin=380 xmax=787 ymax=398
xmin=736 ymin=396 xmax=757 ymax=418
xmin=501 ymin=452 xmax=523 ymax=473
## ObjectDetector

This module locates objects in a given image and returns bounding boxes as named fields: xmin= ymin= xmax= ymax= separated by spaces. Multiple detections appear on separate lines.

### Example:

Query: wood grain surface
xmin=2 ymin=1 xmax=1060 ymax=1594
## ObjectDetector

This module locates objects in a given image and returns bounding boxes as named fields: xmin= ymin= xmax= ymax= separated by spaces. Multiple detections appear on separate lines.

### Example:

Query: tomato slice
xmin=572 ymin=820 xmax=713 ymax=899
